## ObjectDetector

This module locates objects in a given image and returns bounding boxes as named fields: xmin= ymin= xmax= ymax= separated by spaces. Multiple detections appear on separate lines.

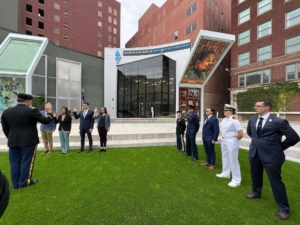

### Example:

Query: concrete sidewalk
xmin=0 ymin=119 xmax=299 ymax=163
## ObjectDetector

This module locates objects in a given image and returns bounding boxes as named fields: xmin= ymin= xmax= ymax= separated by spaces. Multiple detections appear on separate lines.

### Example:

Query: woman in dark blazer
xmin=55 ymin=107 xmax=72 ymax=154
xmin=93 ymin=106 xmax=111 ymax=152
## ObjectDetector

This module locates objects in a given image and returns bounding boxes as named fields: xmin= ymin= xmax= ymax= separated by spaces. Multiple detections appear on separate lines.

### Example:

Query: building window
xmin=98 ymin=1 xmax=102 ymax=7
xmin=38 ymin=9 xmax=44 ymax=17
xmin=239 ymin=8 xmax=250 ymax=25
xmin=286 ymin=63 xmax=300 ymax=80
xmin=258 ymin=20 xmax=271 ymax=38
xmin=286 ymin=8 xmax=300 ymax=28
xmin=238 ymin=52 xmax=250 ymax=66
xmin=54 ymin=15 xmax=60 ymax=22
xmin=98 ymin=21 xmax=102 ymax=27
xmin=114 ymin=9 xmax=117 ymax=16
xmin=186 ymin=22 xmax=197 ymax=35
xmin=38 ymin=21 xmax=44 ymax=30
xmin=64 ymin=23 xmax=68 ymax=28
xmin=238 ymin=29 xmax=250 ymax=45
xmin=108 ymin=7 xmax=112 ymax=13
xmin=108 ymin=35 xmax=112 ymax=42
xmin=26 ymin=17 xmax=32 ymax=26
xmin=258 ymin=45 xmax=271 ymax=61
xmin=239 ymin=70 xmax=270 ymax=87
xmin=64 ymin=12 xmax=68 ymax=16
xmin=54 ymin=3 xmax=60 ymax=10
xmin=258 ymin=0 xmax=271 ymax=15
xmin=238 ymin=0 xmax=245 ymax=3
xmin=26 ymin=4 xmax=32 ymax=13
xmin=286 ymin=36 xmax=300 ymax=54
xmin=98 ymin=11 xmax=102 ymax=17
xmin=39 ymin=0 xmax=44 ymax=4
xmin=98 ymin=41 xmax=102 ymax=47
xmin=98 ymin=51 xmax=102 ymax=57
xmin=113 ymin=37 xmax=117 ymax=43
xmin=186 ymin=2 xmax=198 ymax=17
xmin=26 ymin=30 xmax=32 ymax=35
xmin=113 ymin=18 xmax=117 ymax=25
xmin=54 ymin=27 xmax=60 ymax=33
xmin=38 ymin=34 xmax=44 ymax=37
xmin=98 ymin=31 xmax=102 ymax=37
xmin=64 ymin=35 xmax=68 ymax=40
xmin=54 ymin=38 xmax=59 ymax=45
xmin=108 ymin=16 xmax=112 ymax=23
xmin=64 ymin=0 xmax=68 ymax=6
xmin=108 ymin=44 xmax=112 ymax=47
xmin=108 ymin=26 xmax=112 ymax=32
xmin=113 ymin=28 xmax=117 ymax=34
xmin=174 ymin=31 xmax=178 ymax=40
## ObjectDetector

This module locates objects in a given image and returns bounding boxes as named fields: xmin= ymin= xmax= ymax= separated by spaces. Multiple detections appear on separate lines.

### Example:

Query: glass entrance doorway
xmin=117 ymin=55 xmax=176 ymax=118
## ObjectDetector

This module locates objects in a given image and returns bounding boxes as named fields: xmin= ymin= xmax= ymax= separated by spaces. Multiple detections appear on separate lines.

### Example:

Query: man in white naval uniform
xmin=216 ymin=104 xmax=244 ymax=187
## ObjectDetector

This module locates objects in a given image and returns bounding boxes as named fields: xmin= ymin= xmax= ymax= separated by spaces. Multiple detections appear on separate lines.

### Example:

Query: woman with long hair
xmin=93 ymin=106 xmax=111 ymax=152
xmin=55 ymin=107 xmax=72 ymax=154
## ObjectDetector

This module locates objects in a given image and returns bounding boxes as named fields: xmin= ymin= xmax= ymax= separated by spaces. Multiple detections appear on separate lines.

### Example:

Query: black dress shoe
xmin=244 ymin=193 xmax=261 ymax=199
xmin=275 ymin=211 xmax=290 ymax=220
xmin=103 ymin=149 xmax=106 ymax=152
xmin=78 ymin=149 xmax=83 ymax=153
xmin=185 ymin=154 xmax=191 ymax=156
xmin=28 ymin=179 xmax=39 ymax=186
xmin=191 ymin=158 xmax=198 ymax=161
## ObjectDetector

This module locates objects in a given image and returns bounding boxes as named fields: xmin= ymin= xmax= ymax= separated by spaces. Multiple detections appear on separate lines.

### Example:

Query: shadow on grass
xmin=0 ymin=145 xmax=299 ymax=225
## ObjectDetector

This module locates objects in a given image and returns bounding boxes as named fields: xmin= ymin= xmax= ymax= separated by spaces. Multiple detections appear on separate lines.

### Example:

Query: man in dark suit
xmin=245 ymin=100 xmax=300 ymax=220
xmin=201 ymin=107 xmax=219 ymax=170
xmin=1 ymin=94 xmax=54 ymax=189
xmin=185 ymin=105 xmax=200 ymax=161
xmin=73 ymin=102 xmax=94 ymax=153
xmin=176 ymin=110 xmax=186 ymax=152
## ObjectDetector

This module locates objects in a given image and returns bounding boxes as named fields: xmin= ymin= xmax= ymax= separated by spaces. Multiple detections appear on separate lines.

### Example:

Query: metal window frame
xmin=238 ymin=29 xmax=250 ymax=45
xmin=238 ymin=7 xmax=250 ymax=25
xmin=238 ymin=51 xmax=250 ymax=66
xmin=257 ymin=20 xmax=272 ymax=39
xmin=257 ymin=44 xmax=272 ymax=61
xmin=286 ymin=7 xmax=300 ymax=28
xmin=258 ymin=0 xmax=272 ymax=16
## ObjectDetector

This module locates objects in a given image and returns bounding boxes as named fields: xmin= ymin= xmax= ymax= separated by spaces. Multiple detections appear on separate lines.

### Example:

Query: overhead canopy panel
xmin=0 ymin=33 xmax=48 ymax=76
xmin=179 ymin=30 xmax=235 ymax=86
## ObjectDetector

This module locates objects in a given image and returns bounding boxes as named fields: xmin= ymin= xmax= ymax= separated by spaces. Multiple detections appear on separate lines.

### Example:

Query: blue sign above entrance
xmin=123 ymin=42 xmax=191 ymax=56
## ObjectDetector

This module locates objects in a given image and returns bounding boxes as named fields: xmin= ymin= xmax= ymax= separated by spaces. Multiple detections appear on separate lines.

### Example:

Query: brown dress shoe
xmin=244 ymin=193 xmax=261 ymax=199
xmin=208 ymin=165 xmax=215 ymax=170
xmin=201 ymin=162 xmax=210 ymax=166
xmin=275 ymin=211 xmax=290 ymax=220
xmin=40 ymin=150 xmax=48 ymax=154
xmin=47 ymin=150 xmax=53 ymax=154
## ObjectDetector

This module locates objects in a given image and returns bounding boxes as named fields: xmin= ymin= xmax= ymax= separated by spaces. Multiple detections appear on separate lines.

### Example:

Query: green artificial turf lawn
xmin=0 ymin=145 xmax=299 ymax=225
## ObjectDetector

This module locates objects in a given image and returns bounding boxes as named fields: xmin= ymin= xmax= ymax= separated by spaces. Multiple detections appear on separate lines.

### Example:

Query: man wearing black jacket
xmin=176 ymin=110 xmax=186 ymax=152
xmin=0 ymin=171 xmax=9 ymax=217
xmin=1 ymin=94 xmax=54 ymax=189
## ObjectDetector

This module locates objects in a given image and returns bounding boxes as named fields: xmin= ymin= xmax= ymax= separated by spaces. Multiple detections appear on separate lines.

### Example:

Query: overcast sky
xmin=117 ymin=0 xmax=166 ymax=47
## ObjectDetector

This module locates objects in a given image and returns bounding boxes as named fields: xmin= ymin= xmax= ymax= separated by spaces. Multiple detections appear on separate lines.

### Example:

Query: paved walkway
xmin=0 ymin=120 xmax=299 ymax=163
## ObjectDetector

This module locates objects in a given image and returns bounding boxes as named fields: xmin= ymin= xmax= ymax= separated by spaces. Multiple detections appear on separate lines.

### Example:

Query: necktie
xmin=257 ymin=117 xmax=264 ymax=134
xmin=204 ymin=117 xmax=208 ymax=125
xmin=83 ymin=110 xmax=87 ymax=118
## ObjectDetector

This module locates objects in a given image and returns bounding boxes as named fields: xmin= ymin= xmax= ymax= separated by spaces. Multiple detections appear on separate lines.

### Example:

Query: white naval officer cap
xmin=223 ymin=104 xmax=236 ymax=111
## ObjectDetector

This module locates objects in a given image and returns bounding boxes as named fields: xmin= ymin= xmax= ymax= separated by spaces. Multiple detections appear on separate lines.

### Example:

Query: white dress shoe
xmin=216 ymin=173 xmax=230 ymax=178
xmin=228 ymin=182 xmax=241 ymax=187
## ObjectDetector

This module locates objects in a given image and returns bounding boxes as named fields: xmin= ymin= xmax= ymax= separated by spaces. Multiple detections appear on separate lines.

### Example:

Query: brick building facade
xmin=125 ymin=0 xmax=233 ymax=115
xmin=230 ymin=0 xmax=300 ymax=120
xmin=20 ymin=0 xmax=120 ymax=58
